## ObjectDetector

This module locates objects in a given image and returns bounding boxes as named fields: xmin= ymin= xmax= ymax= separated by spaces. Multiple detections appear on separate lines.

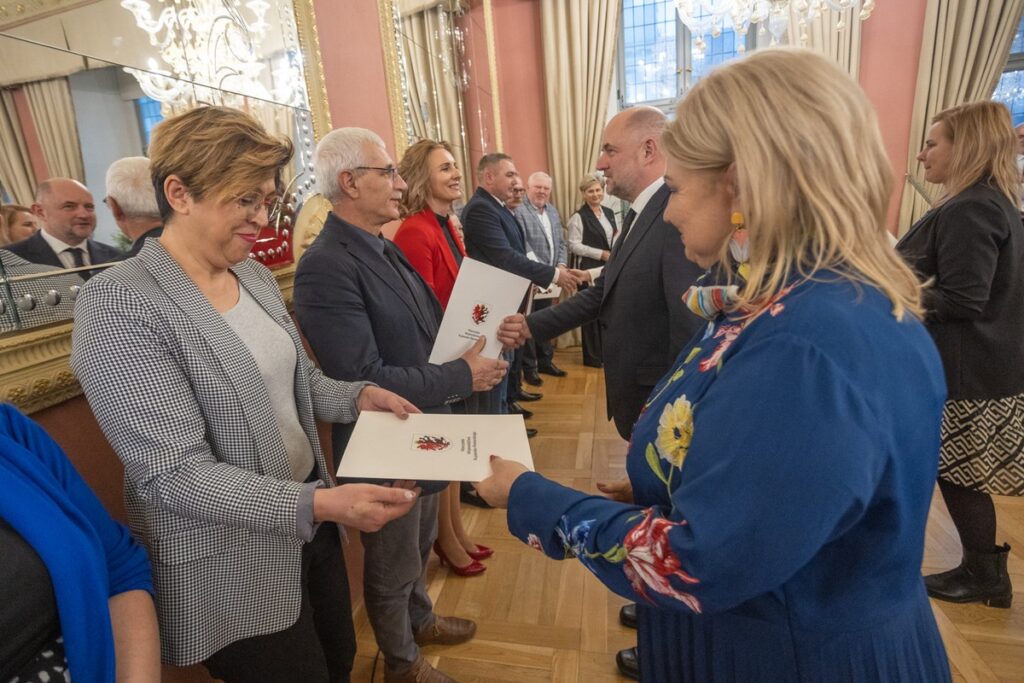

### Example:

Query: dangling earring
xmin=728 ymin=211 xmax=749 ymax=265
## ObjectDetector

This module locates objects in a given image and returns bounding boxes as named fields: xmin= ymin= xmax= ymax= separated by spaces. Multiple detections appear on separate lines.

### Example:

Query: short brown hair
xmin=476 ymin=152 xmax=512 ymax=178
xmin=932 ymin=101 xmax=1020 ymax=207
xmin=398 ymin=139 xmax=457 ymax=217
xmin=148 ymin=106 xmax=293 ymax=221
xmin=578 ymin=173 xmax=603 ymax=194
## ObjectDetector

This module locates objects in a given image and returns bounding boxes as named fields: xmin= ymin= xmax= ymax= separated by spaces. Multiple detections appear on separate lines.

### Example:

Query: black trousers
xmin=577 ymin=283 xmax=602 ymax=366
xmin=523 ymin=297 xmax=555 ymax=370
xmin=203 ymin=522 xmax=356 ymax=683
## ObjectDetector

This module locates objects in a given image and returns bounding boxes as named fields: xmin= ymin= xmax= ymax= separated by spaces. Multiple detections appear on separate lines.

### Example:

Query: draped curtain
xmin=540 ymin=0 xmax=620 ymax=349
xmin=22 ymin=78 xmax=85 ymax=182
xmin=897 ymin=0 xmax=1024 ymax=234
xmin=784 ymin=6 xmax=862 ymax=78
xmin=0 ymin=90 xmax=35 ymax=204
xmin=401 ymin=5 xmax=473 ymax=197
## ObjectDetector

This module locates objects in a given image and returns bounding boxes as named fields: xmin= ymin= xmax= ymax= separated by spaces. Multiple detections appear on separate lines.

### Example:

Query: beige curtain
xmin=540 ymin=0 xmax=620 ymax=349
xmin=0 ymin=90 xmax=36 ymax=204
xmin=898 ymin=0 xmax=1024 ymax=234
xmin=401 ymin=5 xmax=473 ymax=196
xmin=784 ymin=7 xmax=862 ymax=78
xmin=22 ymin=78 xmax=85 ymax=182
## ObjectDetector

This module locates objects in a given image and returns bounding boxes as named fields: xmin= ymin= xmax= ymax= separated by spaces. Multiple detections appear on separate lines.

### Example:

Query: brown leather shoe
xmin=384 ymin=655 xmax=456 ymax=683
xmin=414 ymin=615 xmax=477 ymax=647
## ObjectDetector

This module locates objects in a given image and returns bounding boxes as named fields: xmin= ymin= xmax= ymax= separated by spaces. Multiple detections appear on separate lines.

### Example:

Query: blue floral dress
xmin=507 ymin=274 xmax=952 ymax=682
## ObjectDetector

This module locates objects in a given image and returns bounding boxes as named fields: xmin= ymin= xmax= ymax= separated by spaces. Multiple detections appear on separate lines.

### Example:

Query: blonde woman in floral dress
xmin=484 ymin=48 xmax=951 ymax=682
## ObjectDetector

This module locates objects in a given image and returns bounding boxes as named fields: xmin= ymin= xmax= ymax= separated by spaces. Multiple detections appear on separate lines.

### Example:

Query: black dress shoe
xmin=514 ymin=389 xmax=543 ymax=402
xmin=523 ymin=368 xmax=544 ymax=386
xmin=526 ymin=428 xmax=538 ymax=438
xmin=583 ymin=360 xmax=603 ymax=368
xmin=538 ymin=363 xmax=567 ymax=377
xmin=508 ymin=401 xmax=533 ymax=419
xmin=616 ymin=647 xmax=639 ymax=680
xmin=459 ymin=482 xmax=492 ymax=509
xmin=619 ymin=603 xmax=637 ymax=629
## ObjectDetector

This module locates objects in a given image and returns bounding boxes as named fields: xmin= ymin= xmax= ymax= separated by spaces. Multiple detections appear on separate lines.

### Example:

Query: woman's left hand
xmin=358 ymin=386 xmax=421 ymax=418
xmin=475 ymin=455 xmax=529 ymax=508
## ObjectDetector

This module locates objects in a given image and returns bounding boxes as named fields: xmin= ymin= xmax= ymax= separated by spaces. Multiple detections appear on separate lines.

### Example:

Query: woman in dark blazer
xmin=898 ymin=100 xmax=1024 ymax=608
xmin=70 ymin=106 xmax=421 ymax=682
xmin=565 ymin=173 xmax=618 ymax=367
xmin=393 ymin=139 xmax=491 ymax=577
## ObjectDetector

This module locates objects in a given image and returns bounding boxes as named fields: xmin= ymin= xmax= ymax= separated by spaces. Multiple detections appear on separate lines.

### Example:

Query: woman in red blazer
xmin=395 ymin=140 xmax=491 ymax=576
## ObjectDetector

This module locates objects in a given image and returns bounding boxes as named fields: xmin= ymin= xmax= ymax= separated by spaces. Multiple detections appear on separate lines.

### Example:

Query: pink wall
xmin=491 ymin=0 xmax=551 ymax=183
xmin=11 ymin=87 xmax=48 ymax=184
xmin=313 ymin=0 xmax=397 ymax=156
xmin=857 ymin=0 xmax=930 ymax=233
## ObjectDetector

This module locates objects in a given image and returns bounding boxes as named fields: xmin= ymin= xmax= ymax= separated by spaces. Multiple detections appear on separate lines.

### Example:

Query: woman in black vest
xmin=565 ymin=173 xmax=619 ymax=367
xmin=898 ymin=100 xmax=1024 ymax=608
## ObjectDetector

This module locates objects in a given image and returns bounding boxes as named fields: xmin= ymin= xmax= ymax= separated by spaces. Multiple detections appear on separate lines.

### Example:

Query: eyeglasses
xmin=354 ymin=166 xmax=400 ymax=180
xmin=235 ymin=174 xmax=301 ymax=232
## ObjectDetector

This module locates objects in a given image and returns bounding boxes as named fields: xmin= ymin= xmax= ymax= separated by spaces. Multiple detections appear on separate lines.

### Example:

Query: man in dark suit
xmin=6 ymin=178 xmax=121 ymax=277
xmin=294 ymin=127 xmax=506 ymax=683
xmin=461 ymin=154 xmax=581 ymax=416
xmin=497 ymin=107 xmax=705 ymax=681
xmin=104 ymin=157 xmax=163 ymax=258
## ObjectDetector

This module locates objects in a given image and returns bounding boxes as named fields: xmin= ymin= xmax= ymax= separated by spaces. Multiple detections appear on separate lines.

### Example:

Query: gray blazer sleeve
xmin=71 ymin=277 xmax=306 ymax=538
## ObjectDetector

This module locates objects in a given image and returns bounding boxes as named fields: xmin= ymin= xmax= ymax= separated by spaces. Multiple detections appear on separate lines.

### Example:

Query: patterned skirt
xmin=939 ymin=393 xmax=1024 ymax=496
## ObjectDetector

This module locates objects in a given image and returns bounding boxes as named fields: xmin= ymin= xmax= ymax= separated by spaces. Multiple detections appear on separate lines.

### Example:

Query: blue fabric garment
xmin=507 ymin=275 xmax=952 ymax=682
xmin=0 ymin=404 xmax=153 ymax=682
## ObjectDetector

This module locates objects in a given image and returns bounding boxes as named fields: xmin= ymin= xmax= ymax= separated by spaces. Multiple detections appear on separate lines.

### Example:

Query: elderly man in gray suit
xmin=515 ymin=171 xmax=569 ymax=382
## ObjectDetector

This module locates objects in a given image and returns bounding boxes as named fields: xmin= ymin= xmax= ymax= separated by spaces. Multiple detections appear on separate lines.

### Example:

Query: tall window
xmin=619 ymin=0 xmax=751 ymax=109
xmin=993 ymin=17 xmax=1024 ymax=125
xmin=135 ymin=97 xmax=164 ymax=149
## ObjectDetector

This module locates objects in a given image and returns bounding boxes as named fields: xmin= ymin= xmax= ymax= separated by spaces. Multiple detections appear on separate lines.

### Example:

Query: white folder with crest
xmin=428 ymin=257 xmax=531 ymax=363
xmin=337 ymin=412 xmax=535 ymax=482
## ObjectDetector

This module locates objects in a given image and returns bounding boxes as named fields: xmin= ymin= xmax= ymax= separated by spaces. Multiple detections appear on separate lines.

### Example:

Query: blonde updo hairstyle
xmin=931 ymin=101 xmax=1020 ymax=208
xmin=661 ymin=48 xmax=923 ymax=319
xmin=578 ymin=173 xmax=604 ymax=194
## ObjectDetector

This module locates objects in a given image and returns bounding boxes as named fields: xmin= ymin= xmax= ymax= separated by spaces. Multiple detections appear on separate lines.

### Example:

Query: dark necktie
xmin=383 ymin=241 xmax=438 ymax=335
xmin=65 ymin=247 xmax=91 ymax=280
xmin=619 ymin=208 xmax=638 ymax=244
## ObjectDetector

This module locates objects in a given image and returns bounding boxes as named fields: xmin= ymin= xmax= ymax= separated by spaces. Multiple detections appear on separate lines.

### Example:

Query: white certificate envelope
xmin=337 ymin=412 xmax=535 ymax=482
xmin=534 ymin=284 xmax=562 ymax=300
xmin=428 ymin=257 xmax=531 ymax=363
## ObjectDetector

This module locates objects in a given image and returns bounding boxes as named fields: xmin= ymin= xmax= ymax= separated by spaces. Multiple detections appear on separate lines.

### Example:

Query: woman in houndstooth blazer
xmin=70 ymin=107 xmax=421 ymax=682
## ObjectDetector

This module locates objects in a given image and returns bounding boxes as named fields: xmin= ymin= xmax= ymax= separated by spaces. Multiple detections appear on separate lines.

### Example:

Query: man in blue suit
xmin=294 ymin=127 xmax=507 ymax=683
xmin=6 ymin=178 xmax=121 ymax=278
xmin=461 ymin=154 xmax=581 ymax=416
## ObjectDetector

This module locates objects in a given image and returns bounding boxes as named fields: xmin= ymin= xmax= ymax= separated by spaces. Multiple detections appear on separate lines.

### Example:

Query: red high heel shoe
xmin=433 ymin=541 xmax=486 ymax=577
xmin=467 ymin=544 xmax=494 ymax=561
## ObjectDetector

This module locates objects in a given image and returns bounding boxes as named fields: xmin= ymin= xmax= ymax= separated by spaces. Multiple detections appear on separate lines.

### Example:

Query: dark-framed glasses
xmin=355 ymin=165 xmax=399 ymax=180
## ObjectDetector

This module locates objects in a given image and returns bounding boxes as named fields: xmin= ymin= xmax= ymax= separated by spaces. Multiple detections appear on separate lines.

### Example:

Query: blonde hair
xmin=931 ymin=101 xmax=1020 ymax=207
xmin=398 ymin=139 xmax=456 ymax=217
xmin=148 ymin=106 xmax=293 ymax=221
xmin=662 ymin=48 xmax=923 ymax=319
xmin=0 ymin=204 xmax=34 ymax=246
xmin=578 ymin=173 xmax=603 ymax=194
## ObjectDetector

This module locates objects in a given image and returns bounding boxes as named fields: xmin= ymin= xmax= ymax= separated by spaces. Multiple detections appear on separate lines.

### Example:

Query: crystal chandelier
xmin=675 ymin=0 xmax=876 ymax=57
xmin=120 ymin=0 xmax=302 ymax=107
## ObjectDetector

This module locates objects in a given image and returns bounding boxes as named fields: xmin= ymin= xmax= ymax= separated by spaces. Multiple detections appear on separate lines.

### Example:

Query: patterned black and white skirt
xmin=939 ymin=393 xmax=1024 ymax=496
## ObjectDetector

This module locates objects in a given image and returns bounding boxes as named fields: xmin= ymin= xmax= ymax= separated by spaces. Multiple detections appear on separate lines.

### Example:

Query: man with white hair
xmin=7 ymin=178 xmax=121 ymax=278
xmin=105 ymin=156 xmax=163 ymax=257
xmin=294 ymin=127 xmax=503 ymax=683
xmin=516 ymin=171 xmax=569 ymax=382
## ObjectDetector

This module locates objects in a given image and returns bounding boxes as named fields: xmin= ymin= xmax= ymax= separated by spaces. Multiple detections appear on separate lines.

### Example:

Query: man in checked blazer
xmin=295 ymin=127 xmax=506 ymax=683
xmin=7 ymin=178 xmax=122 ymax=277
xmin=516 ymin=171 xmax=570 ymax=380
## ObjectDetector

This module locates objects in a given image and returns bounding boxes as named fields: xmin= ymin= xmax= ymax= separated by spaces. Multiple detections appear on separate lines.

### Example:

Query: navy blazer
xmin=294 ymin=213 xmax=473 ymax=465
xmin=461 ymin=187 xmax=556 ymax=286
xmin=527 ymin=183 xmax=704 ymax=440
xmin=6 ymin=229 xmax=122 ymax=268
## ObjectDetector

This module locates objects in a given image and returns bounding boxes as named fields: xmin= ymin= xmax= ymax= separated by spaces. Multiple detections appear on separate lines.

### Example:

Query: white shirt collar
xmin=487 ymin=191 xmax=506 ymax=207
xmin=39 ymin=228 xmax=85 ymax=255
xmin=627 ymin=177 xmax=664 ymax=219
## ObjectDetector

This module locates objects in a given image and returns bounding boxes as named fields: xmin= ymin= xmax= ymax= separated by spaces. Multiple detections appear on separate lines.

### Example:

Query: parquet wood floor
xmin=350 ymin=349 xmax=1024 ymax=682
